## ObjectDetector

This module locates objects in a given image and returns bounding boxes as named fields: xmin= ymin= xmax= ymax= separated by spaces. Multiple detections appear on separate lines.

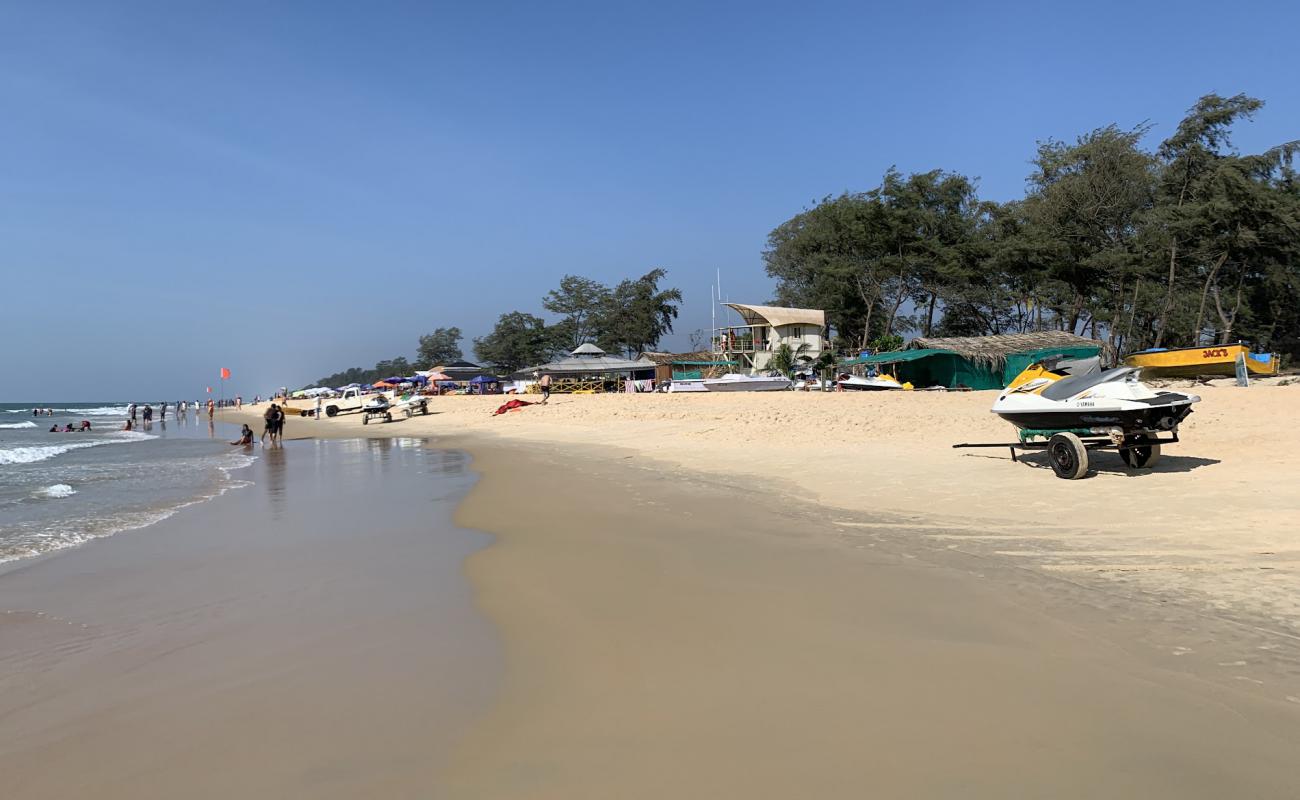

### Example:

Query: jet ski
xmin=837 ymin=372 xmax=904 ymax=391
xmin=993 ymin=356 xmax=1199 ymax=438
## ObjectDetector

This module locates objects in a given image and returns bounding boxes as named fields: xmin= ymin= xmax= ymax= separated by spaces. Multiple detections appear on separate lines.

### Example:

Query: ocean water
xmin=0 ymin=402 xmax=253 ymax=564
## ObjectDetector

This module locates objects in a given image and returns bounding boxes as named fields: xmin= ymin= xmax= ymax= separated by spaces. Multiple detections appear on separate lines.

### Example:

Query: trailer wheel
xmin=1120 ymin=436 xmax=1161 ymax=469
xmin=362 ymin=415 xmax=369 ymax=425
xmin=326 ymin=406 xmax=338 ymax=417
xmin=1048 ymin=432 xmax=1088 ymax=479
xmin=384 ymin=412 xmax=392 ymax=423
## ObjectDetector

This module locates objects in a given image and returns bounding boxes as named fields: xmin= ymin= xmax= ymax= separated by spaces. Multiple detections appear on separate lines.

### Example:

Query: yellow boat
xmin=1123 ymin=343 xmax=1279 ymax=377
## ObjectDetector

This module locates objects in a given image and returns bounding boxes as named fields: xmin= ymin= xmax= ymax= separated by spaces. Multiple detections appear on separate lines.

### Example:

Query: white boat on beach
xmin=667 ymin=379 xmax=708 ymax=393
xmin=701 ymin=373 xmax=793 ymax=392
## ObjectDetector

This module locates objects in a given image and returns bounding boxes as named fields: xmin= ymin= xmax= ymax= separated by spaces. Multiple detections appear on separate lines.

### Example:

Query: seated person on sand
xmin=231 ymin=424 xmax=255 ymax=447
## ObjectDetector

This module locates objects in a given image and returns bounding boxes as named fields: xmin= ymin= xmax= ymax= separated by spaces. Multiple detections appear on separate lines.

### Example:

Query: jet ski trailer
xmin=952 ymin=356 xmax=1200 ymax=480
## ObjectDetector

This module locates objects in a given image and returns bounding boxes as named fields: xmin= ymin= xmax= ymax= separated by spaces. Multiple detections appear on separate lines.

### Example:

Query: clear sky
xmin=1 ymin=0 xmax=1295 ymax=400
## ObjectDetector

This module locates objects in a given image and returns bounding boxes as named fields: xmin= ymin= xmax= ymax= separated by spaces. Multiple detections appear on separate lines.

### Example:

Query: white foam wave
xmin=0 ymin=421 xmax=38 ymax=429
xmin=3 ymin=406 xmax=130 ymax=416
xmin=0 ymin=430 xmax=155 ymax=465
xmin=0 ymin=474 xmax=253 ymax=565
xmin=37 ymin=484 xmax=76 ymax=498
xmin=0 ymin=442 xmax=100 ymax=465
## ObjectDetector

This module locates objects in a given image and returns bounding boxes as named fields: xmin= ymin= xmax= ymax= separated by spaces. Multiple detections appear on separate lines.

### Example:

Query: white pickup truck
xmin=323 ymin=388 xmax=381 ymax=417
xmin=323 ymin=388 xmax=428 ymax=420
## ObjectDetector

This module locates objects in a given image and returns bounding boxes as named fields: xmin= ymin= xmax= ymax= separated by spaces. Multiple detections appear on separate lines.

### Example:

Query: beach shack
xmin=714 ymin=304 xmax=828 ymax=373
xmin=842 ymin=332 xmax=1107 ymax=390
xmin=517 ymin=344 xmax=656 ymax=393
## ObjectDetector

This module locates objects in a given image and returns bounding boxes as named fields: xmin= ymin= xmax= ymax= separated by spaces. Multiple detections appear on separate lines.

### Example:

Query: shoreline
xmin=0 ymin=437 xmax=499 ymax=798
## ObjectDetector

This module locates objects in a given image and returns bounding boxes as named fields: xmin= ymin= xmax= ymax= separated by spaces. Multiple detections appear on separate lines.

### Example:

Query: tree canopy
xmin=764 ymin=93 xmax=1299 ymax=359
xmin=416 ymin=327 xmax=463 ymax=368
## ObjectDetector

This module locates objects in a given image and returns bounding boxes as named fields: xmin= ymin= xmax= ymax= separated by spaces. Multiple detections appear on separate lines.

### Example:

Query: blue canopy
xmin=469 ymin=375 xmax=500 ymax=384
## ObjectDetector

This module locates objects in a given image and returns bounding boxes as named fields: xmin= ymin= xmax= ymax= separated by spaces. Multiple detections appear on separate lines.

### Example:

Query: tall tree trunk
xmin=1154 ymin=171 xmax=1193 ymax=347
xmin=924 ymin=293 xmax=937 ymax=336
xmin=1123 ymin=279 xmax=1141 ymax=355
xmin=883 ymin=285 xmax=908 ymax=338
xmin=1215 ymin=264 xmax=1247 ymax=344
xmin=1108 ymin=276 xmax=1126 ymax=351
xmin=1193 ymin=250 xmax=1230 ymax=343
xmin=1153 ymin=241 xmax=1179 ymax=347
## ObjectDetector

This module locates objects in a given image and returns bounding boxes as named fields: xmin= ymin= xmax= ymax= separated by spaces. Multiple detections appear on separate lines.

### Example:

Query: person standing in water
xmin=160 ymin=401 xmax=167 ymax=420
xmin=128 ymin=403 xmax=137 ymax=422
xmin=207 ymin=399 xmax=215 ymax=419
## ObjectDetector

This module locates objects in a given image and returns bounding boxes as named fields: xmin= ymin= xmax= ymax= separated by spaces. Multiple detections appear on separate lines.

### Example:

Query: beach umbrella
xmin=424 ymin=371 xmax=451 ymax=381
xmin=373 ymin=380 xmax=396 ymax=388
xmin=407 ymin=375 xmax=429 ymax=384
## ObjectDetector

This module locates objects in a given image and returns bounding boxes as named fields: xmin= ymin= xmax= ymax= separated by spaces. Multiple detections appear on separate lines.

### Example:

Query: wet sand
xmin=443 ymin=441 xmax=1300 ymax=798
xmin=0 ymin=438 xmax=498 ymax=799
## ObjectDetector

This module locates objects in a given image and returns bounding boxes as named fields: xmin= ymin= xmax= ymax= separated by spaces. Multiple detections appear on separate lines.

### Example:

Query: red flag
xmin=206 ymin=387 xmax=212 ymax=393
xmin=220 ymin=367 xmax=231 ymax=380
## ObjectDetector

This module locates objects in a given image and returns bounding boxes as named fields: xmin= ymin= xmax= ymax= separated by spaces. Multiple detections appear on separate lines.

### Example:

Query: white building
xmin=714 ymin=304 xmax=828 ymax=373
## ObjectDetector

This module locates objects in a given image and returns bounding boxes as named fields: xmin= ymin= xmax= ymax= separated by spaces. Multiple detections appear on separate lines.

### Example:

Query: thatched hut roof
xmin=639 ymin=351 xmax=720 ymax=366
xmin=907 ymin=332 xmax=1109 ymax=366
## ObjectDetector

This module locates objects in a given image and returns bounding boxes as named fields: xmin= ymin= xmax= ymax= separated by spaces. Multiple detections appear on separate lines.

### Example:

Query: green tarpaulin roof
xmin=842 ymin=348 xmax=954 ymax=366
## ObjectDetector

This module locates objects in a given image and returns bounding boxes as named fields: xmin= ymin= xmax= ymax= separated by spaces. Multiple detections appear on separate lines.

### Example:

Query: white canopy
xmin=723 ymin=303 xmax=825 ymax=329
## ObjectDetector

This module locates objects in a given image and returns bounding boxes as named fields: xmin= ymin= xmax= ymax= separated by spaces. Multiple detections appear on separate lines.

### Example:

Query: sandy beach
xmin=214 ymin=386 xmax=1300 ymax=795
xmin=236 ymin=384 xmax=1300 ymax=636
xmin=4 ymin=388 xmax=1299 ymax=798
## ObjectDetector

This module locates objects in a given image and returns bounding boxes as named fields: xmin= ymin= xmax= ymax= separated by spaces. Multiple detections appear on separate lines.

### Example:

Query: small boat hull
xmin=1124 ymin=344 xmax=1278 ymax=377
xmin=702 ymin=375 xmax=792 ymax=392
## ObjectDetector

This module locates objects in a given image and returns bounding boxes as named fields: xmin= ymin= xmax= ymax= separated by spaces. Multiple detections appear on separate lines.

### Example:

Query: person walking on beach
xmin=160 ymin=401 xmax=167 ymax=419
xmin=235 ymin=395 xmax=242 ymax=410
xmin=262 ymin=404 xmax=277 ymax=445
xmin=539 ymin=372 xmax=552 ymax=404
xmin=207 ymin=399 xmax=215 ymax=419
xmin=315 ymin=395 xmax=323 ymax=420
xmin=128 ymin=403 xmax=137 ymax=422
xmin=142 ymin=404 xmax=153 ymax=423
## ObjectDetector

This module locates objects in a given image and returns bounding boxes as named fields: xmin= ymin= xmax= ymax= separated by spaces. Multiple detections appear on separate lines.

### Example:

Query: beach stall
xmin=517 ymin=343 xmax=655 ymax=393
xmin=468 ymin=375 xmax=502 ymax=395
xmin=842 ymin=332 xmax=1108 ymax=390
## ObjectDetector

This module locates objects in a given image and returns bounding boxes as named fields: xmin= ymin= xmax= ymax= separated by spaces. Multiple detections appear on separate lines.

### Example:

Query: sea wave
xmin=0 ymin=442 xmax=101 ymax=465
xmin=0 ymin=421 xmax=38 ymax=429
xmin=36 ymin=484 xmax=76 ymax=498
xmin=0 ymin=474 xmax=253 ymax=565
xmin=0 ymin=430 xmax=155 ymax=465
xmin=3 ymin=406 xmax=130 ymax=416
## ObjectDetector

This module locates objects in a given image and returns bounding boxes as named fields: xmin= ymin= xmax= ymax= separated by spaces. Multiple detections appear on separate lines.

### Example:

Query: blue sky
xmin=1 ymin=0 xmax=1295 ymax=400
